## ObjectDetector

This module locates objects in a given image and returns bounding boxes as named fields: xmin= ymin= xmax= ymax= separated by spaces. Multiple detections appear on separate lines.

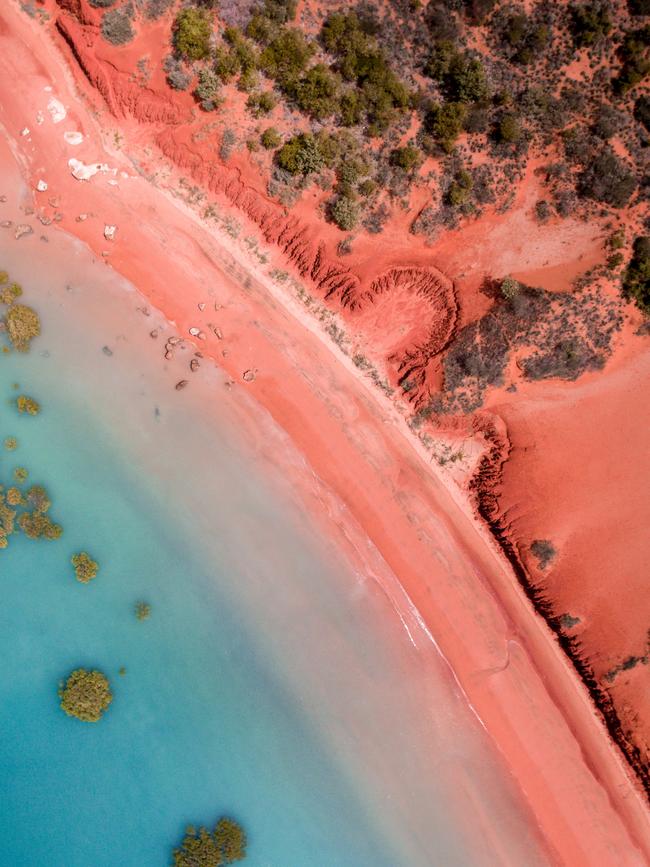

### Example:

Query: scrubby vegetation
xmin=145 ymin=0 xmax=646 ymax=277
xmin=260 ymin=126 xmax=281 ymax=149
xmin=195 ymin=68 xmax=222 ymax=111
xmin=329 ymin=195 xmax=360 ymax=231
xmin=277 ymin=133 xmax=324 ymax=175
xmin=531 ymin=539 xmax=556 ymax=569
xmin=135 ymin=601 xmax=151 ymax=621
xmin=0 ymin=464 xmax=60 ymax=547
xmin=423 ymin=281 xmax=624 ymax=413
xmin=101 ymin=5 xmax=135 ymax=46
xmin=578 ymin=148 xmax=636 ymax=208
xmin=16 ymin=395 xmax=40 ymax=415
xmin=4 ymin=303 xmax=41 ymax=352
xmin=173 ymin=817 xmax=247 ymax=866
xmin=623 ymin=236 xmax=650 ymax=314
xmin=174 ymin=7 xmax=213 ymax=61
xmin=72 ymin=552 xmax=99 ymax=584
xmin=59 ymin=669 xmax=112 ymax=722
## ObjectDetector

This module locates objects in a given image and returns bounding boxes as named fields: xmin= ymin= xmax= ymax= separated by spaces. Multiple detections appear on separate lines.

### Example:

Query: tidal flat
xmin=0 ymin=207 xmax=550 ymax=865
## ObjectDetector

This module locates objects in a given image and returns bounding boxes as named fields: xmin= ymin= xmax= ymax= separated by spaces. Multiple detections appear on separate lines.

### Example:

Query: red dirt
xmin=3 ymin=0 xmax=650 ymax=861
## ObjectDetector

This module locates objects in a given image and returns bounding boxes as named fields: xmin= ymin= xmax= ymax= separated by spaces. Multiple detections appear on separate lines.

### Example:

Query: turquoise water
xmin=0 ymin=228 xmax=548 ymax=866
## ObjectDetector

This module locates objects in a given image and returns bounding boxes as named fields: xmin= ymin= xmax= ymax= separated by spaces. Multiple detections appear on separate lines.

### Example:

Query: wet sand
xmin=1 ymin=3 xmax=650 ymax=863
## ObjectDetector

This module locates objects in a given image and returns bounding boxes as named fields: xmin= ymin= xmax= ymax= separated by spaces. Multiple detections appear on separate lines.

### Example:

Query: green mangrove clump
xmin=26 ymin=484 xmax=51 ymax=513
xmin=6 ymin=486 xmax=23 ymax=507
xmin=0 ymin=283 xmax=23 ymax=305
xmin=59 ymin=668 xmax=112 ymax=722
xmin=0 ymin=476 xmax=61 ymax=547
xmin=135 ymin=601 xmax=151 ymax=621
xmin=173 ymin=817 xmax=247 ymax=866
xmin=0 ymin=496 xmax=16 ymax=544
xmin=16 ymin=395 xmax=40 ymax=415
xmin=19 ymin=511 xmax=62 ymax=540
xmin=72 ymin=552 xmax=99 ymax=583
xmin=5 ymin=303 xmax=41 ymax=352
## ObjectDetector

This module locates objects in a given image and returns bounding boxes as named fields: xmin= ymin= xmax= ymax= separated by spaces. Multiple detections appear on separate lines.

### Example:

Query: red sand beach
xmin=1 ymin=1 xmax=650 ymax=863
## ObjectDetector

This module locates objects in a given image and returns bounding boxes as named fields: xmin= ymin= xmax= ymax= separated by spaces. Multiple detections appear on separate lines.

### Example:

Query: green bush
xmin=339 ymin=89 xmax=366 ymax=126
xmin=294 ymin=65 xmax=339 ymax=118
xmin=446 ymin=168 xmax=473 ymax=206
xmin=195 ymin=68 xmax=222 ymax=111
xmin=623 ymin=236 xmax=650 ymax=314
xmin=262 ymin=0 xmax=297 ymax=24
xmin=425 ymin=101 xmax=467 ymax=152
xmin=276 ymin=133 xmax=324 ymax=175
xmin=358 ymin=178 xmax=377 ymax=197
xmin=173 ymin=817 xmax=246 ymax=866
xmin=634 ymin=94 xmax=650 ymax=130
xmin=615 ymin=26 xmax=650 ymax=94
xmin=390 ymin=146 xmax=421 ymax=171
xmin=501 ymin=13 xmax=549 ymax=64
xmin=260 ymin=28 xmax=314 ymax=86
xmin=320 ymin=12 xmax=410 ymax=132
xmin=578 ymin=147 xmax=636 ymax=207
xmin=260 ymin=127 xmax=281 ymax=149
xmin=59 ymin=669 xmax=112 ymax=723
xmin=246 ymin=13 xmax=278 ymax=45
xmin=423 ymin=40 xmax=456 ymax=80
xmin=213 ymin=46 xmax=240 ymax=82
xmin=443 ymin=53 xmax=488 ymax=102
xmin=500 ymin=275 xmax=520 ymax=300
xmin=329 ymin=195 xmax=360 ymax=231
xmin=247 ymin=90 xmax=277 ymax=116
xmin=223 ymin=27 xmax=258 ymax=75
xmin=570 ymin=2 xmax=612 ymax=48
xmin=173 ymin=8 xmax=212 ymax=61
xmin=497 ymin=113 xmax=521 ymax=143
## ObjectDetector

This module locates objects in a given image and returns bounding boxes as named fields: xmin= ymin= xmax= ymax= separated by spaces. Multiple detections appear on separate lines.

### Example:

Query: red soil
xmin=2 ymin=0 xmax=650 ymax=862
xmin=489 ymin=333 xmax=650 ymax=779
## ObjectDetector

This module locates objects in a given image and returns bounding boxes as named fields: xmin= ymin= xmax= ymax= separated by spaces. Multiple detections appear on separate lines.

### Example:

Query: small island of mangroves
xmin=0 ymin=267 xmax=250 ymax=865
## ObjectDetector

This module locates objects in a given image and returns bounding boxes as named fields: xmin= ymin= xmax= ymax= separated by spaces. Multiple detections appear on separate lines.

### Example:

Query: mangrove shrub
xmin=59 ymin=669 xmax=112 ymax=722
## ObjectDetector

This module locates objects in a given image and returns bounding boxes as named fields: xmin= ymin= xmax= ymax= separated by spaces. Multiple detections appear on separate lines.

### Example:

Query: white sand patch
xmin=47 ymin=98 xmax=67 ymax=124
xmin=68 ymin=158 xmax=111 ymax=181
xmin=36 ymin=180 xmax=48 ymax=192
xmin=64 ymin=131 xmax=84 ymax=146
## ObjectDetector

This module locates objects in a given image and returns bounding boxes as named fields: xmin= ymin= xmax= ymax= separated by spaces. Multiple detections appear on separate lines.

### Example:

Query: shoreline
xmin=2 ymin=3 xmax=650 ymax=863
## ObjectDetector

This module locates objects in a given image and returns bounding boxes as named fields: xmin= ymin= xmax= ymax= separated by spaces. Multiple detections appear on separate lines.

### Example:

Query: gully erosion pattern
xmin=51 ymin=0 xmax=650 ymax=800
xmin=55 ymin=7 xmax=458 ymax=407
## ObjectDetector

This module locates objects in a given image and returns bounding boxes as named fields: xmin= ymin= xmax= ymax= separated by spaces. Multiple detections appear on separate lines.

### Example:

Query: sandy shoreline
xmin=1 ymin=2 xmax=650 ymax=863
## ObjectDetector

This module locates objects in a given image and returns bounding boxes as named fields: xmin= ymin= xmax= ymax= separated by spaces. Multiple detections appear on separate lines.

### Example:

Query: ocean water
xmin=0 ymin=225 xmax=549 ymax=866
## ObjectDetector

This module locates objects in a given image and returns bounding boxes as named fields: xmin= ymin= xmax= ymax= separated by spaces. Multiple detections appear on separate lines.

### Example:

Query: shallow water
xmin=0 ymin=217 xmax=549 ymax=866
